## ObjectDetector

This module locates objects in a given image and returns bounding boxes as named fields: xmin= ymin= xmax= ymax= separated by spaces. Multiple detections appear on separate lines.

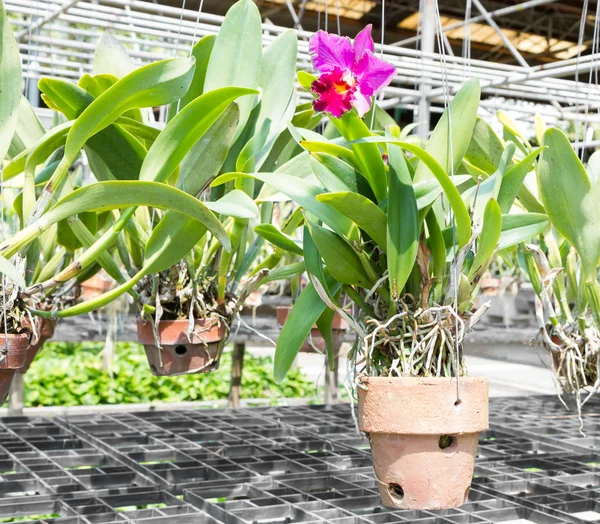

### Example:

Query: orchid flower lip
xmin=308 ymin=25 xmax=396 ymax=118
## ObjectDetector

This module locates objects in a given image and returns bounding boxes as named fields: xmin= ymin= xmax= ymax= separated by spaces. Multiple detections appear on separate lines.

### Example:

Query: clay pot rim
xmin=358 ymin=375 xmax=489 ymax=435
xmin=0 ymin=332 xmax=32 ymax=348
xmin=136 ymin=316 xmax=227 ymax=346
xmin=360 ymin=376 xmax=488 ymax=385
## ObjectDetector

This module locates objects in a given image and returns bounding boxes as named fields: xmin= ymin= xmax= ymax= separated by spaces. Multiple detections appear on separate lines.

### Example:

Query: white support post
xmin=417 ymin=0 xmax=435 ymax=141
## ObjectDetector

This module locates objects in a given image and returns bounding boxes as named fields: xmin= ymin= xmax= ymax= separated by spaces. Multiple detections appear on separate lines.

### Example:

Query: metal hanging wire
xmin=575 ymin=0 xmax=590 ymax=154
xmin=434 ymin=0 xmax=460 ymax=403
xmin=369 ymin=0 xmax=386 ymax=131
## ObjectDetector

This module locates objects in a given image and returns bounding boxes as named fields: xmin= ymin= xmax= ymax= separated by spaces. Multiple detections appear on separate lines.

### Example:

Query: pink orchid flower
xmin=309 ymin=25 xmax=396 ymax=118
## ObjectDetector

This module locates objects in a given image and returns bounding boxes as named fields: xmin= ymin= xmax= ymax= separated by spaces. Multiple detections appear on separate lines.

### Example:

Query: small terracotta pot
xmin=358 ymin=376 xmax=488 ymax=510
xmin=479 ymin=277 xmax=500 ymax=296
xmin=276 ymin=305 xmax=348 ymax=353
xmin=137 ymin=318 xmax=226 ymax=376
xmin=17 ymin=318 xmax=57 ymax=374
xmin=0 ymin=332 xmax=32 ymax=405
xmin=80 ymin=273 xmax=114 ymax=301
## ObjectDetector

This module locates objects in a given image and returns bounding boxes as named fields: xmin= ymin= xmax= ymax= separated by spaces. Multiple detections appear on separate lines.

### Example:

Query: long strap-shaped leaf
xmin=0 ymin=0 xmax=21 ymax=161
xmin=353 ymin=137 xmax=472 ymax=248
xmin=0 ymin=181 xmax=229 ymax=259
xmin=32 ymin=57 xmax=196 ymax=221
xmin=140 ymin=87 xmax=258 ymax=183
xmin=213 ymin=172 xmax=353 ymax=238
xmin=538 ymin=128 xmax=600 ymax=281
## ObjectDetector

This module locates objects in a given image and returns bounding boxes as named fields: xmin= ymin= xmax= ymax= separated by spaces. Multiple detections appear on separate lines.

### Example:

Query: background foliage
xmin=22 ymin=342 xmax=315 ymax=407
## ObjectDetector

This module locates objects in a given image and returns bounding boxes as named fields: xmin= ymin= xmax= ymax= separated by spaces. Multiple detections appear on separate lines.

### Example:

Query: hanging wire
xmin=574 ymin=0 xmax=590 ymax=154
xmin=173 ymin=0 xmax=189 ymax=58
xmin=335 ymin=0 xmax=341 ymax=35
xmin=583 ymin=0 xmax=600 ymax=152
xmin=317 ymin=0 xmax=322 ymax=31
xmin=462 ymin=0 xmax=472 ymax=77
xmin=325 ymin=0 xmax=329 ymax=33
xmin=369 ymin=0 xmax=386 ymax=131
xmin=433 ymin=0 xmax=460 ymax=403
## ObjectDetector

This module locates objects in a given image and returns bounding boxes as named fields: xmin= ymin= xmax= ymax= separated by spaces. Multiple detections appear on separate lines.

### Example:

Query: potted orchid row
xmin=0 ymin=0 xmax=311 ymax=389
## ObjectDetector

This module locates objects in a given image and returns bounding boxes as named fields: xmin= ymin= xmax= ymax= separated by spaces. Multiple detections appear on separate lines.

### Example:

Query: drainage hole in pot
xmin=439 ymin=435 xmax=455 ymax=450
xmin=175 ymin=345 xmax=188 ymax=356
xmin=388 ymin=483 xmax=404 ymax=501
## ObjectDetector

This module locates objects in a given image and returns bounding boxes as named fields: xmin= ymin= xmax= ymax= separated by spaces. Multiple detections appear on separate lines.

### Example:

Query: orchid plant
xmin=521 ymin=124 xmax=600 ymax=412
xmin=225 ymin=27 xmax=551 ymax=383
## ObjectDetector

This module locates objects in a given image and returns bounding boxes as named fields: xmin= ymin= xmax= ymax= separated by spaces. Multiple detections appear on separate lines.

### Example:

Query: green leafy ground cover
xmin=22 ymin=342 xmax=316 ymax=406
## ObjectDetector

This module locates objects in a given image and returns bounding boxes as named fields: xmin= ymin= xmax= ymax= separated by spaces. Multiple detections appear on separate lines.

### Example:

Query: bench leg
xmin=228 ymin=342 xmax=245 ymax=408
xmin=8 ymin=374 xmax=24 ymax=416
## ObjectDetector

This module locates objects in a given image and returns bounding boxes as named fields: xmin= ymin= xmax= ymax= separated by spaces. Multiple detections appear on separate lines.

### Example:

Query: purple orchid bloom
xmin=309 ymin=25 xmax=395 ymax=118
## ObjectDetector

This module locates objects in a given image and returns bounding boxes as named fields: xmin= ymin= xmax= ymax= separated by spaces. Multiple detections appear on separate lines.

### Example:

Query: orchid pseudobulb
xmin=309 ymin=25 xmax=396 ymax=118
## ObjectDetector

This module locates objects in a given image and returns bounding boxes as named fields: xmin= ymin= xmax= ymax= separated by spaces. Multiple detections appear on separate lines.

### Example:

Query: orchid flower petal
xmin=352 ymin=91 xmax=371 ymax=118
xmin=354 ymin=51 xmax=396 ymax=97
xmin=353 ymin=24 xmax=374 ymax=63
xmin=309 ymin=30 xmax=354 ymax=73
xmin=311 ymin=69 xmax=355 ymax=118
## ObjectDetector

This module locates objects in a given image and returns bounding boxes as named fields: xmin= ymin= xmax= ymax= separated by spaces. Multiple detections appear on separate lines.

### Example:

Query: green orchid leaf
xmin=309 ymin=222 xmax=373 ymax=288
xmin=298 ymin=71 xmax=317 ymax=91
xmin=204 ymin=0 xmax=262 ymax=139
xmin=333 ymin=110 xmax=387 ymax=202
xmin=538 ymin=128 xmax=600 ymax=281
xmin=140 ymin=87 xmax=257 ymax=184
xmin=425 ymin=209 xmax=446 ymax=281
xmin=0 ymin=256 xmax=25 ymax=289
xmin=205 ymin=189 xmax=259 ymax=219
xmin=355 ymin=138 xmax=471 ymax=248
xmin=255 ymin=224 xmax=303 ymax=255
xmin=310 ymin=153 xmax=375 ymax=200
xmin=497 ymin=213 xmax=549 ymax=250
xmin=317 ymin=191 xmax=387 ymax=249
xmin=469 ymin=198 xmax=501 ymax=278
xmin=93 ymin=33 xmax=136 ymax=78
xmin=168 ymin=35 xmax=215 ymax=120
xmin=497 ymin=146 xmax=545 ymax=214
xmin=5 ymin=181 xmax=230 ymax=258
xmin=300 ymin=140 xmax=358 ymax=167
xmin=259 ymin=261 xmax=305 ymax=285
xmin=387 ymin=151 xmax=419 ymax=297
xmin=0 ymin=0 xmax=22 ymax=161
xmin=315 ymin=306 xmax=336 ymax=371
xmin=274 ymin=276 xmax=342 ymax=383
xmin=414 ymin=79 xmax=480 ymax=183
xmin=256 ymin=29 xmax=297 ymax=137
xmin=212 ymin=172 xmax=353 ymax=238
xmin=8 ymin=97 xmax=45 ymax=158
xmin=63 ymin=57 xmax=195 ymax=165
xmin=465 ymin=117 xmax=504 ymax=175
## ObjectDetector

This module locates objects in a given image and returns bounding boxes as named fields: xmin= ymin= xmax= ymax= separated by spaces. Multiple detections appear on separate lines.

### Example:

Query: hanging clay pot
xmin=137 ymin=318 xmax=227 ymax=376
xmin=358 ymin=376 xmax=488 ymax=510
xmin=17 ymin=318 xmax=57 ymax=374
xmin=0 ymin=332 xmax=31 ymax=405
xmin=80 ymin=272 xmax=114 ymax=301
xmin=276 ymin=305 xmax=348 ymax=353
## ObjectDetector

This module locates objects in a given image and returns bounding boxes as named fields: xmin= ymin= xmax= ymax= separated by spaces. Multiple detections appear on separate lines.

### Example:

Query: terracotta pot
xmin=0 ymin=332 xmax=31 ymax=405
xmin=137 ymin=318 xmax=226 ymax=376
xmin=276 ymin=305 xmax=348 ymax=353
xmin=358 ymin=376 xmax=488 ymax=510
xmin=479 ymin=277 xmax=500 ymax=296
xmin=17 ymin=318 xmax=57 ymax=374
xmin=80 ymin=273 xmax=114 ymax=301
